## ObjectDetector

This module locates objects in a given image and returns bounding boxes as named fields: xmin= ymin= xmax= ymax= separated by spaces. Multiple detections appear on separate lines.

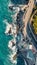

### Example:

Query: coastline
xmin=0 ymin=0 xmax=37 ymax=65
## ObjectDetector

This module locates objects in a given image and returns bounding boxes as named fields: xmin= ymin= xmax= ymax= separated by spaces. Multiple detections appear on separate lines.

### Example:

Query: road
xmin=29 ymin=10 xmax=37 ymax=42
xmin=23 ymin=0 xmax=34 ymax=37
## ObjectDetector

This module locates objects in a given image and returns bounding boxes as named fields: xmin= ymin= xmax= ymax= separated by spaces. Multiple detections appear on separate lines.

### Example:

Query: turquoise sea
xmin=0 ymin=0 xmax=24 ymax=65
xmin=0 ymin=0 xmax=15 ymax=65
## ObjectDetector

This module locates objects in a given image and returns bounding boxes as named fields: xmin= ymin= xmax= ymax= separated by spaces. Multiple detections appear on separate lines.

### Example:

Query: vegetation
xmin=31 ymin=4 xmax=37 ymax=35
xmin=33 ymin=13 xmax=37 ymax=34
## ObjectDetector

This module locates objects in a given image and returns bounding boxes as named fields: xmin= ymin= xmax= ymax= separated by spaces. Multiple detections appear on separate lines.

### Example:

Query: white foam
xmin=5 ymin=25 xmax=11 ymax=34
xmin=3 ymin=19 xmax=17 ymax=36
xmin=8 ymin=41 xmax=17 ymax=64
xmin=14 ymin=7 xmax=20 ymax=13
xmin=11 ymin=24 xmax=17 ymax=36
xmin=3 ymin=19 xmax=10 ymax=34
xmin=9 ymin=52 xmax=17 ymax=64
xmin=3 ymin=19 xmax=12 ymax=27
xmin=8 ymin=40 xmax=12 ymax=49
xmin=8 ymin=42 xmax=17 ymax=52
xmin=4 ymin=22 xmax=12 ymax=34
xmin=8 ymin=38 xmax=17 ymax=50
xmin=15 ymin=7 xmax=20 ymax=12
xmin=8 ymin=1 xmax=14 ymax=7
xmin=11 ymin=13 xmax=17 ymax=22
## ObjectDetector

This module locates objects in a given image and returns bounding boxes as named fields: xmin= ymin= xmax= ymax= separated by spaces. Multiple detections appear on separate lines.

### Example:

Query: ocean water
xmin=0 ymin=0 xmax=24 ymax=65
xmin=0 ymin=0 xmax=16 ymax=65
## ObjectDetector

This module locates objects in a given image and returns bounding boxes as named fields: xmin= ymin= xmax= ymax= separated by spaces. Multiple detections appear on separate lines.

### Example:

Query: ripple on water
xmin=0 ymin=0 xmax=16 ymax=65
